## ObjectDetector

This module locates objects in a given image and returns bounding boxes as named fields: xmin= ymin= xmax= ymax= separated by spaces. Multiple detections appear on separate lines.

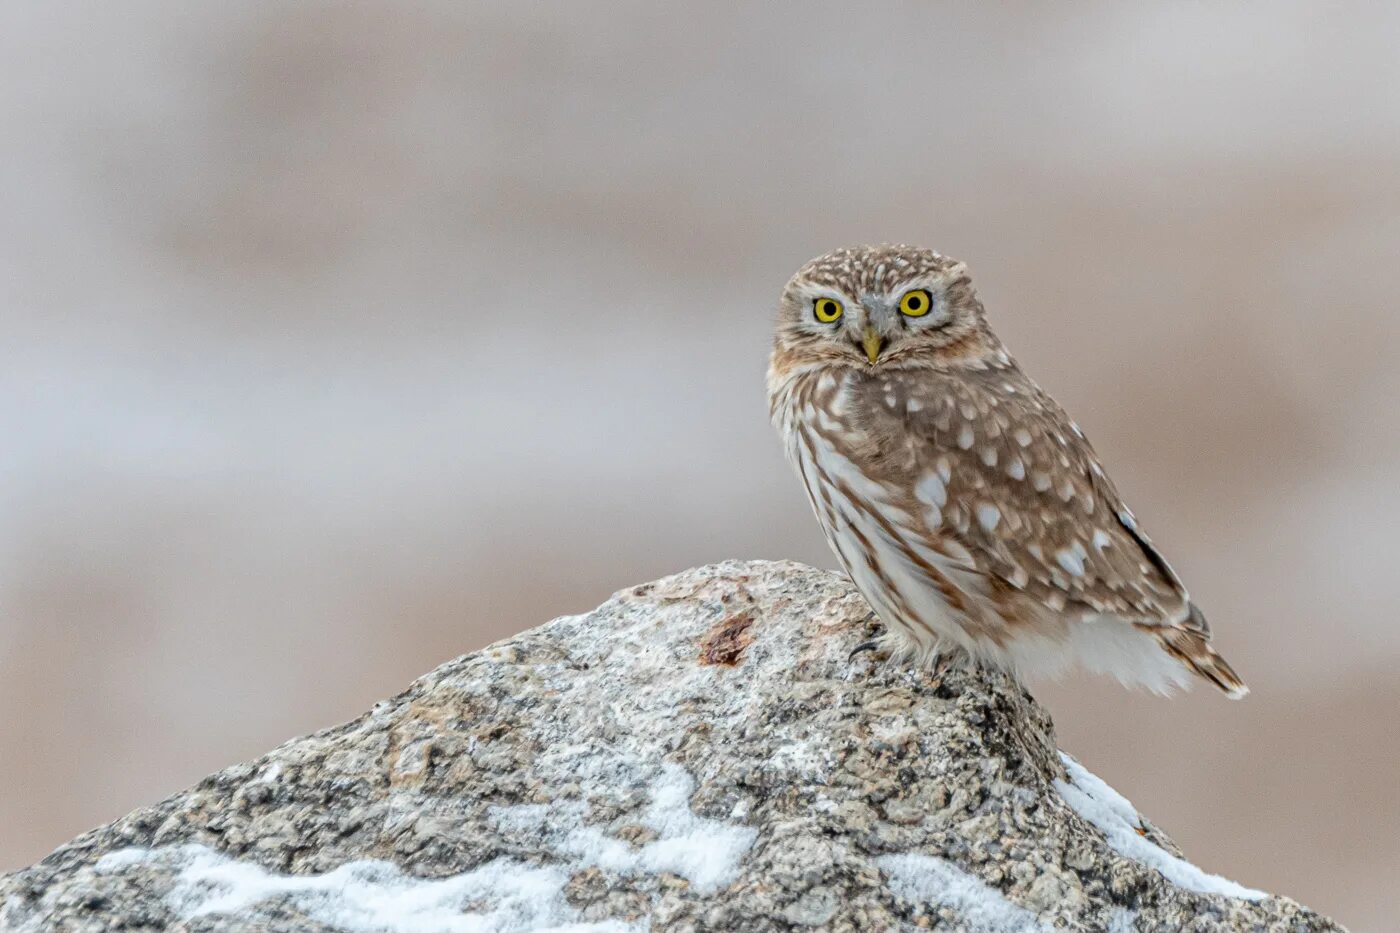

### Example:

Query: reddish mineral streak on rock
xmin=699 ymin=612 xmax=756 ymax=666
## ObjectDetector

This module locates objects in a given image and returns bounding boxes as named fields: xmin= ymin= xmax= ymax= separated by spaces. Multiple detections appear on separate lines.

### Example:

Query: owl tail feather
xmin=1155 ymin=628 xmax=1249 ymax=699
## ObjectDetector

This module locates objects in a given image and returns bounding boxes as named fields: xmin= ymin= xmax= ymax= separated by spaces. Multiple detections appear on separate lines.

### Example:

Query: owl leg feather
xmin=849 ymin=632 xmax=961 ymax=686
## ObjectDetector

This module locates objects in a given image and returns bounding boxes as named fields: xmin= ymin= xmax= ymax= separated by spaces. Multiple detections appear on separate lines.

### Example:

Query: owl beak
xmin=862 ymin=326 xmax=883 ymax=365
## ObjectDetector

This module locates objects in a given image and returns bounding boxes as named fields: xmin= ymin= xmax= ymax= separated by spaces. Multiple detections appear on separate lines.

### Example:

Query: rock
xmin=0 ymin=560 xmax=1343 ymax=932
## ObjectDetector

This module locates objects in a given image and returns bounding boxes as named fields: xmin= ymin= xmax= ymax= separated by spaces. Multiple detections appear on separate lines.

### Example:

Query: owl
xmin=768 ymin=245 xmax=1246 ymax=697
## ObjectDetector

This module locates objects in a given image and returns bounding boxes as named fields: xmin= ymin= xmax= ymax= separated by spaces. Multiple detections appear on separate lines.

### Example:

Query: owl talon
xmin=848 ymin=638 xmax=888 ymax=662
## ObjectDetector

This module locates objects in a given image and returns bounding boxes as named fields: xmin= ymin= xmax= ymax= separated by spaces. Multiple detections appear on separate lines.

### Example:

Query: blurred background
xmin=1 ymin=2 xmax=1397 ymax=926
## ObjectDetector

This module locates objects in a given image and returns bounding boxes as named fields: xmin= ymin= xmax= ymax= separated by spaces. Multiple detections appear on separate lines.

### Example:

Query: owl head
xmin=773 ymin=245 xmax=996 ymax=372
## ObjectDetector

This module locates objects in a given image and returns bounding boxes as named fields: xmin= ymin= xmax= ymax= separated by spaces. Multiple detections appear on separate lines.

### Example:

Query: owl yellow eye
xmin=813 ymin=297 xmax=844 ymax=323
xmin=899 ymin=289 xmax=933 ymax=317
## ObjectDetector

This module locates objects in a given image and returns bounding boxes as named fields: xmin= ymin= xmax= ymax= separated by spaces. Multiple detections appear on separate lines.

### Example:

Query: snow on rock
xmin=486 ymin=762 xmax=756 ymax=895
xmin=1055 ymin=753 xmax=1268 ymax=902
xmin=95 ymin=844 xmax=631 ymax=933
xmin=876 ymin=854 xmax=1050 ymax=933
xmin=0 ymin=561 xmax=1344 ymax=932
xmin=89 ymin=762 xmax=749 ymax=933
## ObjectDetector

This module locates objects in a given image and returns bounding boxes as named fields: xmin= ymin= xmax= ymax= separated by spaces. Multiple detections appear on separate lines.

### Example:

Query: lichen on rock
xmin=0 ymin=560 xmax=1344 ymax=931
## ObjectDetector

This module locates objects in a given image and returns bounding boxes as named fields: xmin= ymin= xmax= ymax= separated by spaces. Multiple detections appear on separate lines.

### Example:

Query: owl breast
xmin=773 ymin=367 xmax=1009 ymax=659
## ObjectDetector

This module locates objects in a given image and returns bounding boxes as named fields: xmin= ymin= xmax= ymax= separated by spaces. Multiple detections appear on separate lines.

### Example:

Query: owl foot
xmin=847 ymin=638 xmax=889 ymax=662
xmin=848 ymin=612 xmax=890 ymax=662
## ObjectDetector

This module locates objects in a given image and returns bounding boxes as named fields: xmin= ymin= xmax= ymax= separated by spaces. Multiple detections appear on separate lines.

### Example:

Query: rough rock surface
xmin=0 ymin=560 xmax=1343 ymax=932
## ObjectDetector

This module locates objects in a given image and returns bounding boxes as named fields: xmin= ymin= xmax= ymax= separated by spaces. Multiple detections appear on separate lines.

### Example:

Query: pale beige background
xmin=2 ymin=2 xmax=1397 ymax=927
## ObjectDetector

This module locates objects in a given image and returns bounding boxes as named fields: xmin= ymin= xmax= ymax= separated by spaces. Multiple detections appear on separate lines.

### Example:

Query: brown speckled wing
xmin=844 ymin=361 xmax=1192 ymax=626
